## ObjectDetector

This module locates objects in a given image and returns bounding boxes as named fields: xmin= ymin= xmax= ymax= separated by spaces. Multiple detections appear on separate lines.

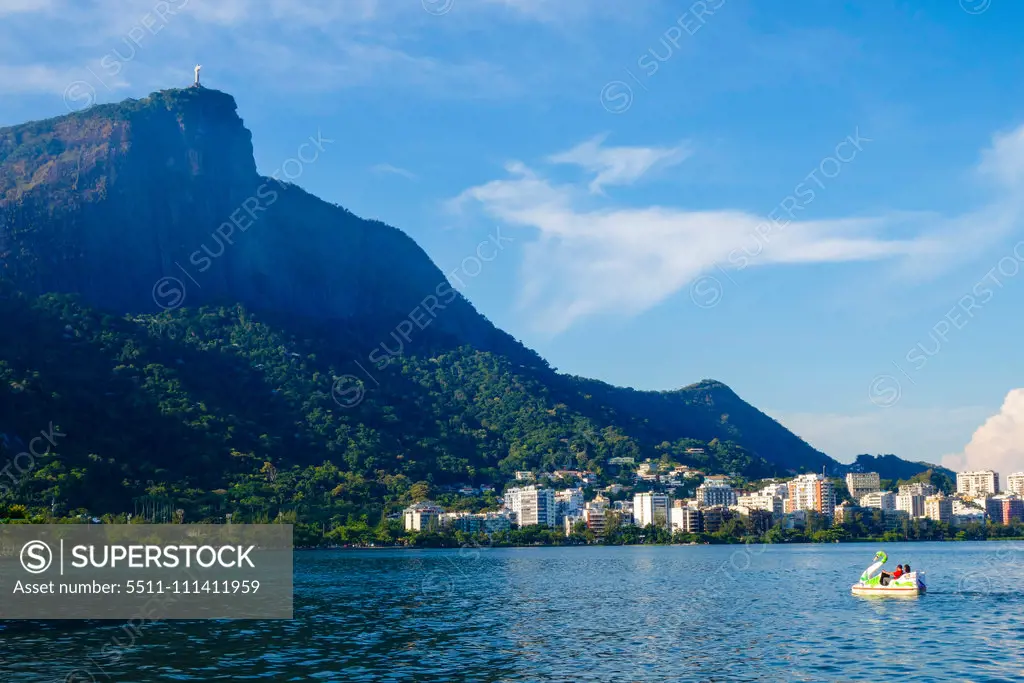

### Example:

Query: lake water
xmin=3 ymin=542 xmax=1024 ymax=682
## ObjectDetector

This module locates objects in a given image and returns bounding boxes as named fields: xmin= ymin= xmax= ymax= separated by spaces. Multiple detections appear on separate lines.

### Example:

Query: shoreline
xmin=297 ymin=536 xmax=1024 ymax=550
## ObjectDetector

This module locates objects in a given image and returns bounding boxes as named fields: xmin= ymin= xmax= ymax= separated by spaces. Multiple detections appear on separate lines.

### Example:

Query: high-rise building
xmin=404 ymin=501 xmax=444 ymax=531
xmin=786 ymin=474 xmax=836 ymax=516
xmin=555 ymin=488 xmax=585 ymax=523
xmin=860 ymin=491 xmax=896 ymax=511
xmin=1001 ymin=496 xmax=1024 ymax=525
xmin=1007 ymin=473 xmax=1024 ymax=497
xmin=583 ymin=503 xmax=608 ymax=536
xmin=924 ymin=493 xmax=953 ymax=524
xmin=696 ymin=480 xmax=737 ymax=508
xmin=504 ymin=485 xmax=556 ymax=528
xmin=957 ymin=470 xmax=1000 ymax=497
xmin=670 ymin=505 xmax=702 ymax=534
xmin=899 ymin=482 xmax=937 ymax=497
xmin=634 ymin=492 xmax=671 ymax=529
xmin=736 ymin=492 xmax=784 ymax=515
xmin=896 ymin=490 xmax=926 ymax=519
xmin=845 ymin=472 xmax=881 ymax=500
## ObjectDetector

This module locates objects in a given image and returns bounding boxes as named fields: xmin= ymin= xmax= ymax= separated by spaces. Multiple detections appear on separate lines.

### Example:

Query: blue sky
xmin=3 ymin=0 xmax=1024 ymax=473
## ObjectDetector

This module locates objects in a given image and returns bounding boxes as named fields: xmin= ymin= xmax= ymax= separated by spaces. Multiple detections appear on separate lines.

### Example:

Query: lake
xmin=3 ymin=542 xmax=1023 ymax=682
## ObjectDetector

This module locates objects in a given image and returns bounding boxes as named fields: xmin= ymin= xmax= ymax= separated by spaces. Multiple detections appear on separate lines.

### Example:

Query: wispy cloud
xmin=452 ymin=126 xmax=1024 ymax=335
xmin=547 ymin=134 xmax=690 ymax=194
xmin=372 ymin=163 xmax=418 ymax=181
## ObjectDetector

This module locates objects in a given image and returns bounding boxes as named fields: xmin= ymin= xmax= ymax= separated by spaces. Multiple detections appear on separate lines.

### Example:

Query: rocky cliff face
xmin=0 ymin=87 xmax=502 ymax=349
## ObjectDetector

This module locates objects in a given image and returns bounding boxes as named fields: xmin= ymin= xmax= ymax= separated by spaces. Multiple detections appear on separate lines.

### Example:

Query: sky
xmin=2 ymin=0 xmax=1024 ymax=473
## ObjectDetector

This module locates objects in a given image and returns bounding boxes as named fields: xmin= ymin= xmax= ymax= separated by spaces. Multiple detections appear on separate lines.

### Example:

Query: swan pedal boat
xmin=851 ymin=551 xmax=926 ymax=597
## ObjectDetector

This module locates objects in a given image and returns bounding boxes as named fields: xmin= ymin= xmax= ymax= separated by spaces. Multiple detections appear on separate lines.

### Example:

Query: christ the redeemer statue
xmin=194 ymin=64 xmax=202 ymax=87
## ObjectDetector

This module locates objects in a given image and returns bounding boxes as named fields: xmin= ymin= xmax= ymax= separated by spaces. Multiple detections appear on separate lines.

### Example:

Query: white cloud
xmin=372 ymin=163 xmax=418 ymax=181
xmin=942 ymin=389 xmax=1024 ymax=478
xmin=453 ymin=125 xmax=1024 ymax=334
xmin=547 ymin=134 xmax=690 ymax=194
xmin=774 ymin=406 xmax=992 ymax=465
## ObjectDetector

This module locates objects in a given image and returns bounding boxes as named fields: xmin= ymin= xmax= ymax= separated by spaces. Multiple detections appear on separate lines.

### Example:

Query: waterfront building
xmin=555 ymin=488 xmax=585 ymax=523
xmin=833 ymin=502 xmax=865 ymax=524
xmin=583 ymin=503 xmax=608 ymax=536
xmin=882 ymin=509 xmax=910 ymax=532
xmin=731 ymin=506 xmax=774 ymax=533
xmin=670 ymin=505 xmax=702 ymax=534
xmin=899 ymin=482 xmax=937 ymax=497
xmin=957 ymin=470 xmax=1000 ymax=497
xmin=759 ymin=482 xmax=789 ymax=499
xmin=782 ymin=510 xmax=808 ymax=529
xmin=701 ymin=506 xmax=732 ymax=533
xmin=634 ymin=492 xmax=671 ymax=529
xmin=737 ymin=492 xmax=784 ymax=515
xmin=504 ymin=485 xmax=556 ymax=528
xmin=404 ymin=501 xmax=444 ymax=531
xmin=697 ymin=480 xmax=737 ymax=508
xmin=1007 ymin=472 xmax=1024 ymax=497
xmin=859 ymin=491 xmax=896 ymax=511
xmin=845 ymin=472 xmax=881 ymax=500
xmin=1002 ymin=496 xmax=1024 ymax=525
xmin=896 ymin=490 xmax=926 ymax=519
xmin=924 ymin=493 xmax=953 ymax=524
xmin=440 ymin=511 xmax=511 ymax=535
xmin=786 ymin=474 xmax=836 ymax=516
xmin=613 ymin=500 xmax=635 ymax=526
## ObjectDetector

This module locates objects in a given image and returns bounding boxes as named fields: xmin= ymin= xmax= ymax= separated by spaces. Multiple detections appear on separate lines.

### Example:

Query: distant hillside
xmin=0 ymin=87 xmax=937 ymax=520
xmin=851 ymin=454 xmax=956 ymax=489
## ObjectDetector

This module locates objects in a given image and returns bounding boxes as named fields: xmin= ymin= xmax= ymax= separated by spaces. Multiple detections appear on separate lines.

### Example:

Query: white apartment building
xmin=404 ymin=501 xmax=444 ymax=531
xmin=504 ymin=485 xmax=556 ymax=528
xmin=1006 ymin=472 xmax=1024 ymax=497
xmin=634 ymin=492 xmax=671 ymax=529
xmin=786 ymin=474 xmax=836 ymax=516
xmin=845 ymin=472 xmax=881 ymax=500
xmin=859 ymin=491 xmax=896 ymax=511
xmin=696 ymin=480 xmax=737 ymax=508
xmin=670 ymin=505 xmax=702 ymax=534
xmin=900 ymin=482 xmax=937 ymax=497
xmin=924 ymin=493 xmax=953 ymax=524
xmin=760 ymin=482 xmax=789 ymax=499
xmin=555 ymin=488 xmax=585 ymax=522
xmin=737 ymin=492 xmax=784 ymax=515
xmin=957 ymin=470 xmax=1000 ymax=497
xmin=896 ymin=491 xmax=926 ymax=519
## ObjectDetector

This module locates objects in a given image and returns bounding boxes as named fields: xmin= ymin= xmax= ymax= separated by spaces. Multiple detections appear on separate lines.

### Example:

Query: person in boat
xmin=879 ymin=564 xmax=901 ymax=585
xmin=892 ymin=564 xmax=904 ymax=579
xmin=903 ymin=564 xmax=911 ymax=575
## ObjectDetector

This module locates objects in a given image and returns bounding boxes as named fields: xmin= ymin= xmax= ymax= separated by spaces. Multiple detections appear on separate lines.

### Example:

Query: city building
xmin=759 ymin=482 xmax=789 ymax=499
xmin=440 ymin=511 xmax=511 ymax=535
xmin=900 ymin=482 xmax=937 ymax=497
xmin=404 ymin=501 xmax=444 ymax=532
xmin=613 ymin=500 xmax=635 ymax=526
xmin=514 ymin=471 xmax=535 ymax=481
xmin=736 ymin=492 xmax=784 ymax=515
xmin=833 ymin=502 xmax=864 ymax=524
xmin=701 ymin=506 xmax=732 ymax=533
xmin=670 ymin=505 xmax=702 ymax=534
xmin=1002 ymin=496 xmax=1024 ymax=525
xmin=859 ymin=491 xmax=896 ymax=511
xmin=845 ymin=472 xmax=881 ymax=500
xmin=896 ymin=489 xmax=926 ymax=519
xmin=1007 ymin=473 xmax=1024 ymax=497
xmin=957 ymin=470 xmax=1000 ymax=497
xmin=504 ymin=485 xmax=556 ymax=528
xmin=952 ymin=498 xmax=985 ymax=526
xmin=696 ymin=480 xmax=737 ymax=508
xmin=730 ymin=506 xmax=774 ymax=533
xmin=786 ymin=473 xmax=836 ymax=516
xmin=924 ymin=493 xmax=953 ymax=524
xmin=634 ymin=492 xmax=671 ymax=529
xmin=555 ymin=488 xmax=585 ymax=523
xmin=583 ymin=503 xmax=608 ymax=536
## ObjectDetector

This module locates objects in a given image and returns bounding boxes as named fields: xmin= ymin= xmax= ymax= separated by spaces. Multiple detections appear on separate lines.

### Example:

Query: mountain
xmin=850 ymin=454 xmax=956 ymax=490
xmin=0 ymin=87 xmax=931 ymax=520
